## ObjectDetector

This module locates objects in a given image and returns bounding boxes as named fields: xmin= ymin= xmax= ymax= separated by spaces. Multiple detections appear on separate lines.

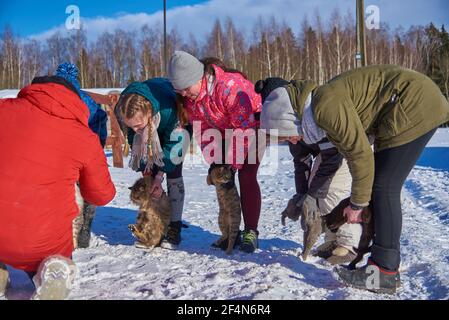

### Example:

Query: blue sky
xmin=0 ymin=0 xmax=207 ymax=36
xmin=0 ymin=0 xmax=448 ymax=41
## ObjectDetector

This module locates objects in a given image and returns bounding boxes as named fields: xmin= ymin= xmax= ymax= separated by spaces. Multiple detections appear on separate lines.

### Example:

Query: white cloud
xmin=27 ymin=0 xmax=448 ymax=43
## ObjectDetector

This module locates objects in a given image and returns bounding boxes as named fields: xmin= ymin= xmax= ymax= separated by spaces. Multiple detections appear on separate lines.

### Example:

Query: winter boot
xmin=165 ymin=221 xmax=183 ymax=246
xmin=32 ymin=256 xmax=77 ymax=300
xmin=326 ymin=246 xmax=356 ymax=265
xmin=336 ymin=259 xmax=401 ymax=295
xmin=0 ymin=263 xmax=9 ymax=298
xmin=313 ymin=241 xmax=338 ymax=259
xmin=77 ymin=202 xmax=97 ymax=249
xmin=240 ymin=229 xmax=259 ymax=253
xmin=211 ymin=231 xmax=242 ymax=251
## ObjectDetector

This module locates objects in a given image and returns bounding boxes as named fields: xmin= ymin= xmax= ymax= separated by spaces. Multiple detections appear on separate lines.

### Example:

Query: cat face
xmin=129 ymin=176 xmax=154 ymax=205
xmin=207 ymin=166 xmax=233 ymax=186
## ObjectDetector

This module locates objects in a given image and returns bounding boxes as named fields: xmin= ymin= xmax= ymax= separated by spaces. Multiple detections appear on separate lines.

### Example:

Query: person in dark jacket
xmin=0 ymin=75 xmax=116 ymax=299
xmin=256 ymin=78 xmax=362 ymax=265
xmin=260 ymin=65 xmax=449 ymax=294
xmin=115 ymin=78 xmax=192 ymax=246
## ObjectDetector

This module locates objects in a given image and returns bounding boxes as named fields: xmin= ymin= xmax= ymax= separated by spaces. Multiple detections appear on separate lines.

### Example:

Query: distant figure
xmin=0 ymin=75 xmax=116 ymax=299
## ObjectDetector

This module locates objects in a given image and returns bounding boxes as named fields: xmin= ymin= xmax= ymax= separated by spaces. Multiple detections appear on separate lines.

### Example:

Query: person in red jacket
xmin=0 ymin=76 xmax=116 ymax=300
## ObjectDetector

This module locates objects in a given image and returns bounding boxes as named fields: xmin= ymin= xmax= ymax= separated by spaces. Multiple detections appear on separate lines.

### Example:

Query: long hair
xmin=176 ymin=57 xmax=248 ymax=126
xmin=201 ymin=57 xmax=249 ymax=80
xmin=116 ymin=93 xmax=154 ymax=158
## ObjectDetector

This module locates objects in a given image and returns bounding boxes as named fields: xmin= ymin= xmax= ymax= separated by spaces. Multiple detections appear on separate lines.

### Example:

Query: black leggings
xmin=371 ymin=128 xmax=437 ymax=271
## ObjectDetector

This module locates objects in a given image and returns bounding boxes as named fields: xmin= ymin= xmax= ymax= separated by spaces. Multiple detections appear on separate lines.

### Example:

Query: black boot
xmin=165 ymin=221 xmax=182 ymax=246
xmin=336 ymin=259 xmax=401 ymax=295
xmin=211 ymin=231 xmax=242 ymax=251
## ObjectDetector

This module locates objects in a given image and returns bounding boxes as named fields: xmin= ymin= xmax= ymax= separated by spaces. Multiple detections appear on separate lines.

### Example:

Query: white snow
xmin=0 ymin=88 xmax=123 ymax=99
xmin=2 ymin=128 xmax=449 ymax=300
xmin=0 ymin=90 xmax=20 ymax=99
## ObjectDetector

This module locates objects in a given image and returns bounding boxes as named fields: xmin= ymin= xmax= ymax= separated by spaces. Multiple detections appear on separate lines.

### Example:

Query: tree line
xmin=1 ymin=9 xmax=448 ymax=123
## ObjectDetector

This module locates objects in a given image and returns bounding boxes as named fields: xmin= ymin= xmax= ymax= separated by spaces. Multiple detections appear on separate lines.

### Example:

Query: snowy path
xmin=4 ymin=129 xmax=449 ymax=300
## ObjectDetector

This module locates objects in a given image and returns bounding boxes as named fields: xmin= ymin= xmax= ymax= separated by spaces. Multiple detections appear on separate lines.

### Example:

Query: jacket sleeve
xmin=315 ymin=98 xmax=374 ymax=207
xmin=220 ymin=82 xmax=258 ymax=170
xmin=225 ymin=89 xmax=258 ymax=130
xmin=79 ymin=144 xmax=116 ymax=206
xmin=308 ymin=145 xmax=343 ymax=199
xmin=289 ymin=140 xmax=314 ymax=195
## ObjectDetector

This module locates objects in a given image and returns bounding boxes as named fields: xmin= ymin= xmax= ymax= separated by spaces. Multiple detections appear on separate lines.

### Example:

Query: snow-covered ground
xmin=0 ymin=89 xmax=123 ymax=99
xmin=3 ymin=129 xmax=449 ymax=300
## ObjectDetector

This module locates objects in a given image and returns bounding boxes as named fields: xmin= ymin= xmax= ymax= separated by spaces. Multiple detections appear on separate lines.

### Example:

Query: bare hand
xmin=343 ymin=206 xmax=363 ymax=224
xmin=108 ymin=94 xmax=119 ymax=106
xmin=149 ymin=177 xmax=164 ymax=199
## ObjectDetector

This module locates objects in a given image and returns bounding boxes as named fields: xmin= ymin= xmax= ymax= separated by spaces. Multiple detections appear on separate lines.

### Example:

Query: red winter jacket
xmin=0 ymin=82 xmax=116 ymax=272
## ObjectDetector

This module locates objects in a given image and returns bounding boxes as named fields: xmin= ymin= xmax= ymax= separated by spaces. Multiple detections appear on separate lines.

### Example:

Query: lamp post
xmin=163 ymin=0 xmax=168 ymax=76
xmin=356 ymin=0 xmax=367 ymax=68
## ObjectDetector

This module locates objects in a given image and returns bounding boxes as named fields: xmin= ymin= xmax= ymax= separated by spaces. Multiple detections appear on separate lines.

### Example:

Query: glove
xmin=281 ymin=193 xmax=307 ymax=225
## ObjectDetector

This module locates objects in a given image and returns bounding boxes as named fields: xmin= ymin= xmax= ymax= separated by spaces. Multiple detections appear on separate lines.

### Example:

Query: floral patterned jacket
xmin=185 ymin=65 xmax=262 ymax=169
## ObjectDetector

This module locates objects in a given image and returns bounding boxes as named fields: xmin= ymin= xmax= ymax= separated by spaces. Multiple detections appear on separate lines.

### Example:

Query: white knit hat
xmin=168 ymin=51 xmax=204 ymax=90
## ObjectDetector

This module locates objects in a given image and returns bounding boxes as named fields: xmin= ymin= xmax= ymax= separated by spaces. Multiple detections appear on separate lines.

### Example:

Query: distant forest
xmin=1 ymin=9 xmax=448 ymax=126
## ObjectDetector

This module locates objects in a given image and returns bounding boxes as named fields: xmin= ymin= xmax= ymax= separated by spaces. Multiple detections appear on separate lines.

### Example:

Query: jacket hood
xmin=18 ymin=82 xmax=90 ymax=126
xmin=286 ymin=80 xmax=318 ymax=119
xmin=121 ymin=81 xmax=161 ymax=115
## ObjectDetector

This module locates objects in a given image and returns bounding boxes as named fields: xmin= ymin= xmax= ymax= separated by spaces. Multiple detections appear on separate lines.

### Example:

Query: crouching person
xmin=256 ymin=77 xmax=362 ymax=264
xmin=0 ymin=75 xmax=116 ymax=299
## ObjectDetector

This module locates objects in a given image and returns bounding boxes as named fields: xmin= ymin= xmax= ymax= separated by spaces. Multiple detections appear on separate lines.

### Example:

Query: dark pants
xmin=371 ymin=128 xmax=437 ymax=271
xmin=239 ymin=158 xmax=262 ymax=232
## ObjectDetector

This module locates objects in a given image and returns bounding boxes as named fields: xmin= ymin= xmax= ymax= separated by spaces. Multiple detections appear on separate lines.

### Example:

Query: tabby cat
xmin=207 ymin=165 xmax=242 ymax=255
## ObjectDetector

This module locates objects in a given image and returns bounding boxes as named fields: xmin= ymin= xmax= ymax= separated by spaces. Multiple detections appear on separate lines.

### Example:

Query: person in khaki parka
xmin=255 ymin=77 xmax=363 ymax=265
xmin=260 ymin=65 xmax=449 ymax=294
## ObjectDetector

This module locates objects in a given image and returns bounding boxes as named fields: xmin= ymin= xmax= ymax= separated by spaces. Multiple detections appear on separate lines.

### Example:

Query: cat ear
xmin=206 ymin=175 xmax=214 ymax=186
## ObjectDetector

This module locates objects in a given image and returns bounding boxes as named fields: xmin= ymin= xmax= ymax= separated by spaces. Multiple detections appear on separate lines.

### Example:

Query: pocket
xmin=376 ymin=98 xmax=411 ymax=139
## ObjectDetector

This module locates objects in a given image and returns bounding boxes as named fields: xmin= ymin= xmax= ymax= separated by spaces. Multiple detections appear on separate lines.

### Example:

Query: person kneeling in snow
xmin=256 ymin=78 xmax=362 ymax=265
xmin=0 ymin=75 xmax=116 ymax=300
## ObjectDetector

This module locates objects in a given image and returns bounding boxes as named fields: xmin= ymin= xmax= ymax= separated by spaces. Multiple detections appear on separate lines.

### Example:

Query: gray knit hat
xmin=168 ymin=51 xmax=204 ymax=90
xmin=260 ymin=87 xmax=301 ymax=137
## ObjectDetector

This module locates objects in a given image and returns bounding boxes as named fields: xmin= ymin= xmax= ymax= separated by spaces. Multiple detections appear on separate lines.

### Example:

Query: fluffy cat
xmin=128 ymin=176 xmax=172 ymax=249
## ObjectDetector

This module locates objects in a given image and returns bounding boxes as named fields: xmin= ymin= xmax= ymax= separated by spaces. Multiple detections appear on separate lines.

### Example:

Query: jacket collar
xmin=285 ymin=80 xmax=318 ymax=118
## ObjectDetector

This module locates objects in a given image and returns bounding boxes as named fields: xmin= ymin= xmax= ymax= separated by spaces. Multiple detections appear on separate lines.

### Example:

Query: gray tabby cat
xmin=281 ymin=194 xmax=324 ymax=261
xmin=207 ymin=165 xmax=242 ymax=255
xmin=128 ymin=176 xmax=172 ymax=249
